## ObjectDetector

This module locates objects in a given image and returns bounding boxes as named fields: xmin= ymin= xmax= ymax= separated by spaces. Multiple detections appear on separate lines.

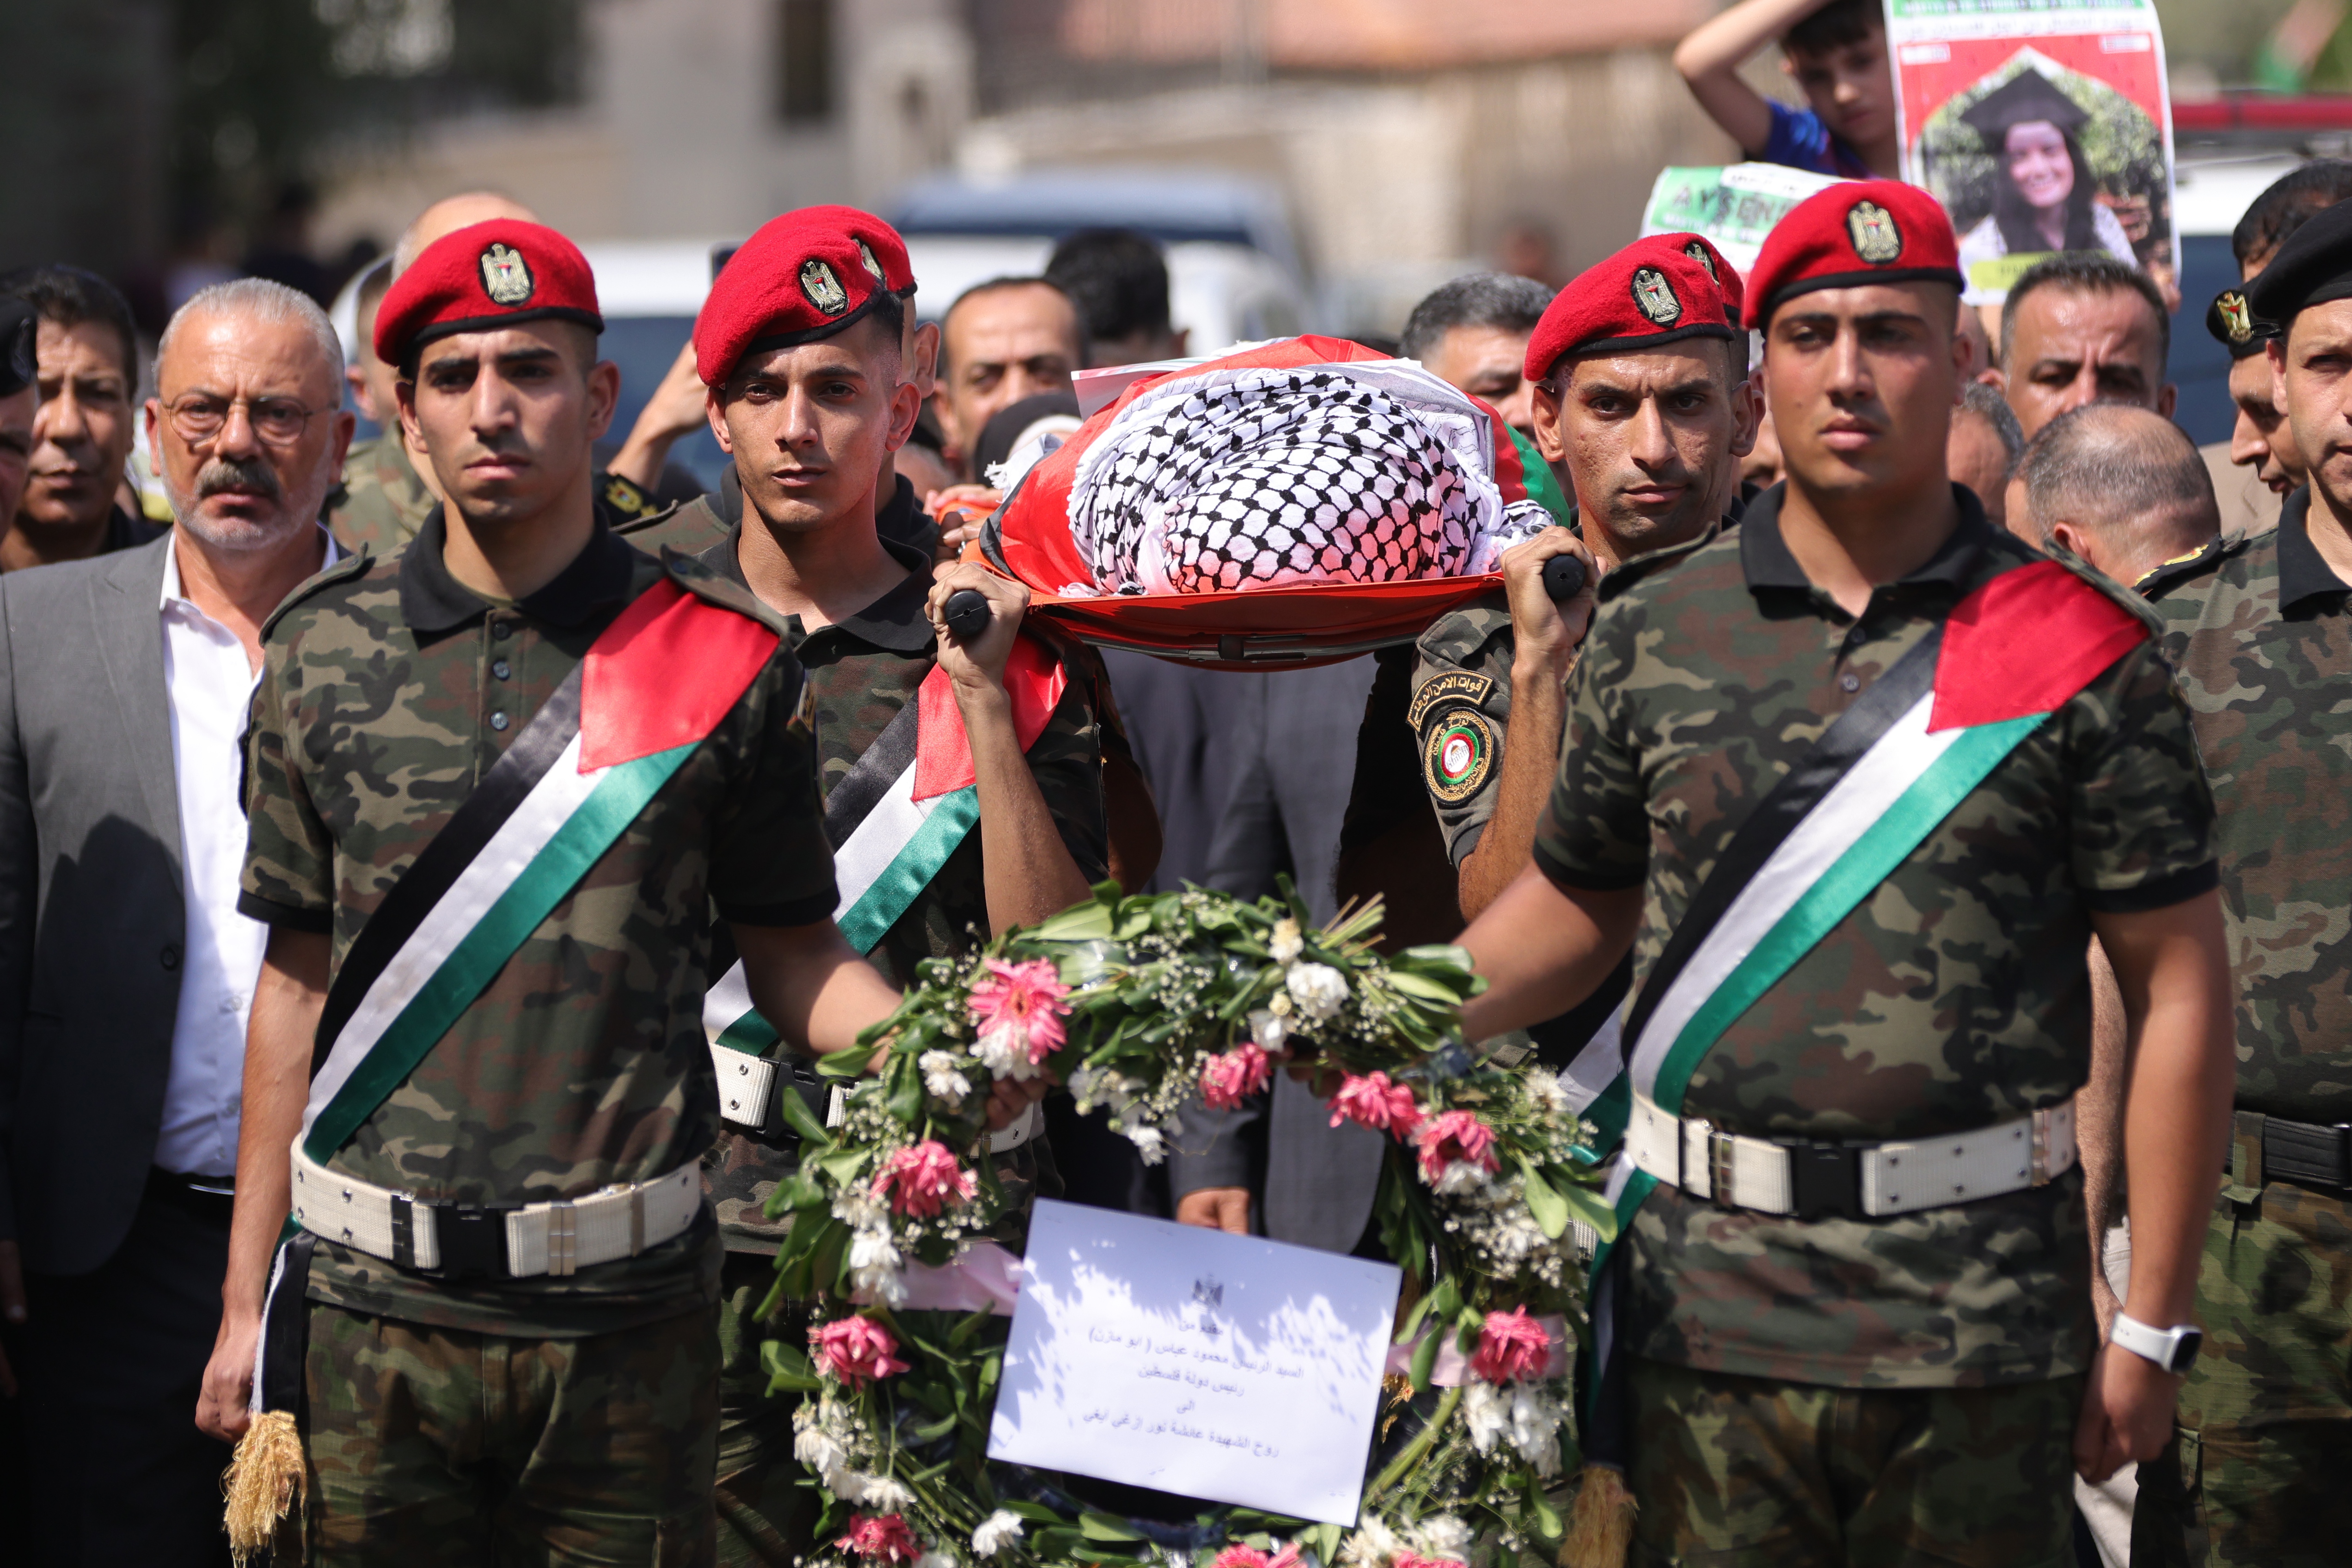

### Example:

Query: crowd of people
xmin=0 ymin=1 xmax=2345 ymax=1566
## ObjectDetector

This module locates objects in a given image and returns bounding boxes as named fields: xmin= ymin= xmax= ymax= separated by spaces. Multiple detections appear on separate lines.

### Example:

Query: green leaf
xmin=1522 ymin=1470 xmax=1563 ymax=1540
xmin=887 ymin=1054 xmax=925 ymax=1124
xmin=1078 ymin=1513 xmax=1147 ymax=1543
xmin=1408 ymin=1322 xmax=1442 ymax=1390
xmin=810 ymin=1219 xmax=850 ymax=1292
xmin=767 ymin=1172 xmax=829 ymax=1213
xmin=815 ymin=1145 xmax=871 ymax=1188
xmin=1559 ymin=1179 xmax=1622 ymax=1243
xmin=1033 ymin=898 xmax=1116 ymax=942
xmin=1428 ymin=1273 xmax=1462 ymax=1324
xmin=1382 ymin=970 xmax=1464 ymax=1004
xmin=759 ymin=1339 xmax=823 ymax=1393
xmin=1308 ymin=1522 xmax=1344 ymax=1564
xmin=775 ymin=1083 xmax=836 ymax=1149
xmin=948 ymin=1307 xmax=997 ymax=1349
xmin=999 ymin=1501 xmax=1064 ymax=1523
xmin=815 ymin=1042 xmax=881 ymax=1079
xmin=907 ymin=1409 xmax=958 ymax=1442
xmin=1515 ymin=1155 xmax=1570 ymax=1240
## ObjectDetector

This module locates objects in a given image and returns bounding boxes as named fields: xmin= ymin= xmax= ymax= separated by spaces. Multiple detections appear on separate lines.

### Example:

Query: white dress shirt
xmin=151 ymin=530 xmax=338 ymax=1176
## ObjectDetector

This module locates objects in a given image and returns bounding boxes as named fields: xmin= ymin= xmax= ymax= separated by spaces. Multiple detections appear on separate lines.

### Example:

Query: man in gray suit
xmin=0 ymin=277 xmax=351 ymax=1564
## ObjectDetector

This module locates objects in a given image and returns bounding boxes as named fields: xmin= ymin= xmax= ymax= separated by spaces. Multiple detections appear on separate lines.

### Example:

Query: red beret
xmin=696 ymin=208 xmax=895 ymax=386
xmin=374 ymin=220 xmax=602 ymax=366
xmin=1522 ymin=241 xmax=1734 ymax=382
xmin=1744 ymin=180 xmax=1963 ymax=330
xmin=795 ymin=205 xmax=917 ymax=296
xmin=1641 ymin=233 xmax=1745 ymax=327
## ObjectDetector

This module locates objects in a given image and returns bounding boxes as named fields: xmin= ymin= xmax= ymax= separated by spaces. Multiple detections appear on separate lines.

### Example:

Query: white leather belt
xmin=291 ymin=1142 xmax=702 ymax=1279
xmin=708 ymin=1042 xmax=1041 ymax=1153
xmin=1627 ymin=1092 xmax=2077 ymax=1219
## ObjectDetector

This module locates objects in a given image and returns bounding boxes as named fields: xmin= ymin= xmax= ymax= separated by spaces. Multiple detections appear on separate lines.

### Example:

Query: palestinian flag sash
xmin=299 ymin=577 xmax=782 ymax=1162
xmin=704 ymin=636 xmax=1067 ymax=1060
xmin=1560 ymin=560 xmax=2145 ymax=1468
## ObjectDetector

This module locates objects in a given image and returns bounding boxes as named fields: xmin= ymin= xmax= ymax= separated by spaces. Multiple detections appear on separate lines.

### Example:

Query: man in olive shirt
xmin=1456 ymin=181 xmax=2234 ymax=1563
xmin=660 ymin=207 xmax=1131 ymax=1565
xmin=2135 ymin=196 xmax=2352 ymax=1568
xmin=193 ymin=219 xmax=923 ymax=1564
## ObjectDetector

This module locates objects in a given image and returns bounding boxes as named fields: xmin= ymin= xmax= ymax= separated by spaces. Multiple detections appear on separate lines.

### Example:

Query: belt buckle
xmin=430 ymin=1207 xmax=511 ymax=1280
xmin=1787 ymin=1141 xmax=1863 ymax=1221
xmin=546 ymin=1201 xmax=578 ymax=1278
xmin=1708 ymin=1128 xmax=1737 ymax=1208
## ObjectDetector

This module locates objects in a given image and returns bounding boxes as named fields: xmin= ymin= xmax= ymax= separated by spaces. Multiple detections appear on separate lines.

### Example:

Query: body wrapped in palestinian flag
xmin=981 ymin=335 xmax=1552 ymax=668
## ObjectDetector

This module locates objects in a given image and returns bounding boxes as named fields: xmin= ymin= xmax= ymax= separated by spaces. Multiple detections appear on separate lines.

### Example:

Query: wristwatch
xmin=2110 ymin=1312 xmax=2203 ymax=1374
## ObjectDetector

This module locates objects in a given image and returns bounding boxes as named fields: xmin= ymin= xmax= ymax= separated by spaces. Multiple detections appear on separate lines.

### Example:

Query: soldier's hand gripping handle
xmin=1542 ymin=551 xmax=1588 ymax=603
xmin=942 ymin=589 xmax=992 ymax=644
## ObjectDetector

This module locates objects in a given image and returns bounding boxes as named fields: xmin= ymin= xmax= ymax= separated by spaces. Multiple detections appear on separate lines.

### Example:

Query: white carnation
xmin=1526 ymin=1070 xmax=1574 ymax=1116
xmin=1435 ymin=1160 xmax=1490 ymax=1197
xmin=1269 ymin=917 xmax=1304 ymax=964
xmin=1066 ymin=1066 xmax=1102 ymax=1108
xmin=858 ymin=1475 xmax=917 ymax=1511
xmin=1285 ymin=962 xmax=1348 ymax=1022
xmin=849 ymin=1228 xmax=906 ymax=1306
xmin=1123 ymin=1121 xmax=1167 ymax=1165
xmin=1462 ymin=1379 xmax=1510 ymax=1454
xmin=1338 ymin=1514 xmax=1406 ymax=1568
xmin=920 ymin=1050 xmax=972 ymax=1103
xmin=792 ymin=1424 xmax=845 ymax=1476
xmin=1249 ymin=1008 xmax=1290 ymax=1055
xmin=1413 ymin=1517 xmax=1473 ymax=1562
xmin=974 ymin=1024 xmax=1047 ymax=1082
xmin=1509 ymin=1382 xmax=1566 ymax=1476
xmin=972 ymin=1510 xmax=1026 ymax=1557
xmin=833 ymin=1188 xmax=887 ymax=1230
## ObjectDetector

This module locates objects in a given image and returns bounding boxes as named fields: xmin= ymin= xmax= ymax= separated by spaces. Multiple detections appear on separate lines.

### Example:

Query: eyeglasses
xmin=160 ymin=394 xmax=329 ymax=447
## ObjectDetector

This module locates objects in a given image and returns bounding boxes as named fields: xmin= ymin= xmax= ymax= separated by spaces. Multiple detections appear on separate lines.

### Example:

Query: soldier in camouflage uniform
xmin=2131 ymin=198 xmax=2352 ymax=1568
xmin=1456 ymin=181 xmax=2235 ymax=1565
xmin=665 ymin=207 xmax=1136 ymax=1566
xmin=194 ymin=219 xmax=930 ymax=1566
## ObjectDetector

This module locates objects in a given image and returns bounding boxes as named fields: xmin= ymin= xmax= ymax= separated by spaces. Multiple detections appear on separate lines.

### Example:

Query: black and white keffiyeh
xmin=1066 ymin=361 xmax=1550 ymax=596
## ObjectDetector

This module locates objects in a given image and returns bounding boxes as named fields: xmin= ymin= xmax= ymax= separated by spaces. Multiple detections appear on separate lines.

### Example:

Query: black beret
xmin=0 ymin=299 xmax=35 ymax=398
xmin=2205 ymin=286 xmax=2275 ymax=360
xmin=2246 ymin=196 xmax=2352 ymax=326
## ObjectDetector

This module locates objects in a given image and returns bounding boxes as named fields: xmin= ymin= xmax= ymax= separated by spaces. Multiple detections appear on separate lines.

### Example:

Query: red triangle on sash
xmin=1928 ymin=559 xmax=2145 ymax=734
xmin=913 ymin=634 xmax=1068 ymax=802
xmin=579 ymin=578 xmax=781 ymax=771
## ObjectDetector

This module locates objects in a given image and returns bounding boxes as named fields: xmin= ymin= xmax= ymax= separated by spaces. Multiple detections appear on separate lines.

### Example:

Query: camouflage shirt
xmin=1410 ymin=594 xmax=1521 ymax=866
xmin=2145 ymin=492 xmax=2352 ymax=1126
xmin=326 ymin=432 xmax=434 ymax=559
xmin=618 ymin=466 xmax=940 ymax=564
xmin=694 ymin=519 xmax=1113 ymax=1251
xmin=240 ymin=511 xmax=838 ymax=1337
xmin=1537 ymin=486 xmax=2216 ymax=1389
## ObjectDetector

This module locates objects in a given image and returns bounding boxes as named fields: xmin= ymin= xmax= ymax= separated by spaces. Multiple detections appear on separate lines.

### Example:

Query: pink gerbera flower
xmin=837 ymin=1513 xmax=921 ymax=1563
xmin=1395 ymin=1555 xmax=1466 ymax=1568
xmin=1327 ymin=1071 xmax=1423 ymax=1136
xmin=1470 ymin=1305 xmax=1554 ymax=1384
xmin=873 ymin=1140 xmax=979 ymax=1219
xmin=1211 ymin=1548 xmax=1269 ymax=1568
xmin=967 ymin=957 xmax=1072 ymax=1070
xmin=1414 ymin=1110 xmax=1500 ymax=1183
xmin=1200 ymin=1042 xmax=1272 ymax=1111
xmin=1265 ymin=1545 xmax=1303 ymax=1568
xmin=811 ymin=1315 xmax=910 ymax=1389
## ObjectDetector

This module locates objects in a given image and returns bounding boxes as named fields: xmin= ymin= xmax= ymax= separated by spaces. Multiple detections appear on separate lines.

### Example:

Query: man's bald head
xmin=2016 ymin=403 xmax=2218 ymax=586
xmin=395 ymin=192 xmax=541 ymax=273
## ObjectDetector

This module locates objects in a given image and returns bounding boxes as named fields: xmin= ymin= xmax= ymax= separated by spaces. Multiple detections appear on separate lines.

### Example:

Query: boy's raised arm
xmin=1673 ymin=0 xmax=1835 ymax=158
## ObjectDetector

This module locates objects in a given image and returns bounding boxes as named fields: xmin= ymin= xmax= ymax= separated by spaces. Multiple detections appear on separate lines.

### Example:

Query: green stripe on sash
xmin=302 ymin=743 xmax=695 ymax=1163
xmin=834 ymin=786 xmax=980 ymax=954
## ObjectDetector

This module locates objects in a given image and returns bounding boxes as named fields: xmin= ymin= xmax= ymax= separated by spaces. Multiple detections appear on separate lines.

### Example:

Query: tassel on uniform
xmin=1558 ymin=1462 xmax=1635 ymax=1568
xmin=223 ymin=1409 xmax=306 ymax=1566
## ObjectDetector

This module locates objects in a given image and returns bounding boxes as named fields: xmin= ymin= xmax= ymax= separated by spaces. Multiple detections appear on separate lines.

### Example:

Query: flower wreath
xmin=762 ymin=882 xmax=1618 ymax=1568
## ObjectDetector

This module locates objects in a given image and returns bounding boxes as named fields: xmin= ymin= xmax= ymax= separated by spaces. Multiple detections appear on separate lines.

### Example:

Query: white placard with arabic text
xmin=986 ymin=1199 xmax=1401 ymax=1525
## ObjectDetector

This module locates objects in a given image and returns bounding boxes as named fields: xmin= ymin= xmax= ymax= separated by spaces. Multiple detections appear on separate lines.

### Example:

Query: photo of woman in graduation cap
xmin=1953 ymin=63 xmax=2138 ymax=286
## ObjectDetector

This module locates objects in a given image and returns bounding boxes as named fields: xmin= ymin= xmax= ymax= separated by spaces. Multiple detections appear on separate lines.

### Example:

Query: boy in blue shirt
xmin=1674 ymin=0 xmax=1900 ymax=181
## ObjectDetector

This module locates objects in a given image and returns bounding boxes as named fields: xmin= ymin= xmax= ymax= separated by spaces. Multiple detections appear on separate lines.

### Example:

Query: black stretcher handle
xmin=942 ymin=588 xmax=992 ymax=644
xmin=1542 ymin=552 xmax=1588 ymax=603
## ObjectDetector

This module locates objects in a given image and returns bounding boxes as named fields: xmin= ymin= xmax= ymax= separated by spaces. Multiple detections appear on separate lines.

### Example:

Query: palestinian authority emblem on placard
xmin=855 ymin=238 xmax=886 ymax=283
xmin=478 ymin=243 xmax=535 ymax=306
xmin=1683 ymin=240 xmax=1719 ymax=282
xmin=1423 ymin=709 xmax=1496 ymax=803
xmin=2217 ymin=289 xmax=2254 ymax=343
xmin=802 ymin=258 xmax=850 ymax=317
xmin=1847 ymin=201 xmax=1904 ymax=264
xmin=1631 ymin=267 xmax=1683 ymax=326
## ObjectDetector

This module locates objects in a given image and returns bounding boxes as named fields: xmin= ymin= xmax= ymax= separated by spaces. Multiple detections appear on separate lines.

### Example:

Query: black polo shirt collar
xmin=2274 ymin=487 xmax=2352 ymax=609
xmin=701 ymin=515 xmax=934 ymax=654
xmin=1740 ymin=480 xmax=1996 ymax=599
xmin=398 ymin=505 xmax=642 ymax=635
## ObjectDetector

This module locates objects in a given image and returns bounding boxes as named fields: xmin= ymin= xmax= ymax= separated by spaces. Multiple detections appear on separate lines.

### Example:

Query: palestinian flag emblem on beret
xmin=1847 ymin=201 xmax=1904 ymax=265
xmin=2217 ymin=289 xmax=2254 ymax=343
xmin=802 ymin=258 xmax=850 ymax=317
xmin=479 ymin=243 xmax=535 ymax=306
xmin=1632 ymin=267 xmax=1683 ymax=326
xmin=855 ymin=239 xmax=885 ymax=283
xmin=1683 ymin=240 xmax=1719 ymax=282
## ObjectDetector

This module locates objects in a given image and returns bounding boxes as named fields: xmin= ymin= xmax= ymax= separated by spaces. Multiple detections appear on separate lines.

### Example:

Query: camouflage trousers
xmin=302 ymin=1300 xmax=719 ymax=1567
xmin=713 ymin=1251 xmax=817 ymax=1567
xmin=2133 ymin=1174 xmax=2352 ymax=1568
xmin=1628 ymin=1360 xmax=2084 ymax=1567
